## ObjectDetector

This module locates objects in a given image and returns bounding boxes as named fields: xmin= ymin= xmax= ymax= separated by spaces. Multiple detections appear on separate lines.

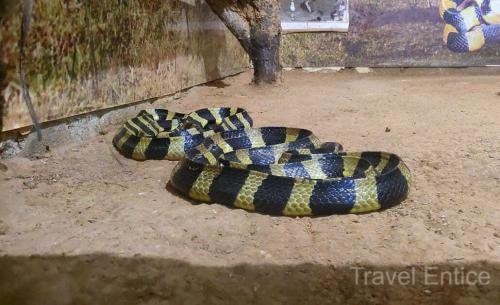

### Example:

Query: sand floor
xmin=0 ymin=69 xmax=499 ymax=304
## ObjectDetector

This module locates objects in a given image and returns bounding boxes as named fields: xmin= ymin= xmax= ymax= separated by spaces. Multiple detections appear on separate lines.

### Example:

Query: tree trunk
xmin=205 ymin=0 xmax=281 ymax=84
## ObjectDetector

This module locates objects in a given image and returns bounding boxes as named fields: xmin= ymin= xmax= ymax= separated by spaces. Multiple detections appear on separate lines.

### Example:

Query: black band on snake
xmin=113 ymin=108 xmax=411 ymax=216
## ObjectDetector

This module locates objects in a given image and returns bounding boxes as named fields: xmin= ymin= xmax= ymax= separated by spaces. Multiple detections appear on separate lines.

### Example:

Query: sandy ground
xmin=0 ymin=69 xmax=499 ymax=304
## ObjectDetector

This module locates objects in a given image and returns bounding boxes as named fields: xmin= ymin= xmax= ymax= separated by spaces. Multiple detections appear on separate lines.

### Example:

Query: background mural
xmin=281 ymin=0 xmax=350 ymax=32
xmin=281 ymin=0 xmax=500 ymax=67
xmin=440 ymin=0 xmax=500 ymax=53
xmin=0 ymin=0 xmax=249 ymax=132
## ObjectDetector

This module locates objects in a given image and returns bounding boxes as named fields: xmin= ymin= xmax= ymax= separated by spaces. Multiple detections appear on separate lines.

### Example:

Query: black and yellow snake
xmin=113 ymin=108 xmax=411 ymax=216
xmin=440 ymin=0 xmax=500 ymax=52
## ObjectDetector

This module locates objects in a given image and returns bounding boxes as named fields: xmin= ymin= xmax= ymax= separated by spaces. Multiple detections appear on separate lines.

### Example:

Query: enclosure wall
xmin=0 ymin=0 xmax=249 ymax=132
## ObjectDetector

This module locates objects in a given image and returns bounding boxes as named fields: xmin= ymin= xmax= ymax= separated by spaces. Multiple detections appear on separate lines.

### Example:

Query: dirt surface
xmin=0 ymin=69 xmax=499 ymax=304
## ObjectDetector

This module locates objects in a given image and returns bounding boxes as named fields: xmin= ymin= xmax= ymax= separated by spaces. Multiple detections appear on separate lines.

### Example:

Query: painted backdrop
xmin=0 ymin=0 xmax=249 ymax=132
xmin=2 ymin=0 xmax=499 ymax=132
xmin=281 ymin=0 xmax=500 ymax=66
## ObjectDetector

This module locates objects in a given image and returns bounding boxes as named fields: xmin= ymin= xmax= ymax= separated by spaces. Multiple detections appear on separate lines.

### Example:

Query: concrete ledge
xmin=0 ymin=94 xmax=183 ymax=159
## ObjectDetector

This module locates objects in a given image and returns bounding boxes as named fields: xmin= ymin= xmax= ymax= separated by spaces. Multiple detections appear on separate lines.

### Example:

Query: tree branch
xmin=206 ymin=0 xmax=282 ymax=83
xmin=205 ymin=0 xmax=252 ymax=54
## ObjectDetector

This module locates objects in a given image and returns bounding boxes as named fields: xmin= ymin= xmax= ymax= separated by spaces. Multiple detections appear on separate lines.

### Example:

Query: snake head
xmin=217 ymin=159 xmax=230 ymax=172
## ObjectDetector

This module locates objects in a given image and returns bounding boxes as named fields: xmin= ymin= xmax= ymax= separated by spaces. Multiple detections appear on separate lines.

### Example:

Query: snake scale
xmin=440 ymin=0 xmax=500 ymax=52
xmin=113 ymin=108 xmax=411 ymax=216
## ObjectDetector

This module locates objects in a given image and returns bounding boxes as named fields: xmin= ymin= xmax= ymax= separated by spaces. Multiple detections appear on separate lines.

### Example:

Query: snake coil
xmin=113 ymin=108 xmax=411 ymax=216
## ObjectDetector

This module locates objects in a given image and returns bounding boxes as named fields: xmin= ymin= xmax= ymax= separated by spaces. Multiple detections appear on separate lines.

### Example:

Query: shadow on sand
xmin=0 ymin=254 xmax=498 ymax=305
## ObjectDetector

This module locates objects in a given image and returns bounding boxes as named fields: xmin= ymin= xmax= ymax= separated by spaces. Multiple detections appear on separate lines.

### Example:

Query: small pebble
xmin=23 ymin=179 xmax=37 ymax=189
